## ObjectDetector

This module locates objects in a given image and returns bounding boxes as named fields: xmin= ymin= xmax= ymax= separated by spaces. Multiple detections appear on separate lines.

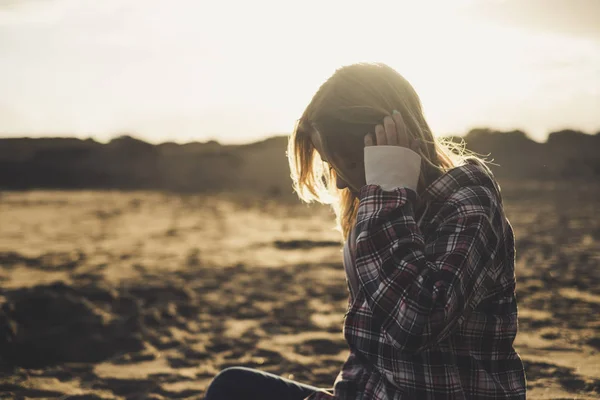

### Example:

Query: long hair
xmin=288 ymin=62 xmax=486 ymax=240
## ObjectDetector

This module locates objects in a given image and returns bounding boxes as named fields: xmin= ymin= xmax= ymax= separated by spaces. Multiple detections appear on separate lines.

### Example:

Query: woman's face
xmin=309 ymin=130 xmax=365 ymax=195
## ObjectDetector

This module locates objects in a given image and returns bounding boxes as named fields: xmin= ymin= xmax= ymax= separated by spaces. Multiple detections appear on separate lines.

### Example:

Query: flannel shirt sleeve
xmin=354 ymin=184 xmax=502 ymax=353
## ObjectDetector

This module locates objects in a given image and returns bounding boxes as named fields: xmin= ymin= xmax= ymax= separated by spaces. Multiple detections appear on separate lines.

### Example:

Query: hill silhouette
xmin=1 ymin=129 xmax=598 ymax=196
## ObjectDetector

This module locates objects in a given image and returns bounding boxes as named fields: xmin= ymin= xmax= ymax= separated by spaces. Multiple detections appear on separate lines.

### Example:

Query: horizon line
xmin=1 ymin=126 xmax=600 ymax=146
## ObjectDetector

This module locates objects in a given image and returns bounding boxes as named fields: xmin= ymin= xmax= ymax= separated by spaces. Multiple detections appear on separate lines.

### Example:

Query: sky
xmin=0 ymin=0 xmax=599 ymax=144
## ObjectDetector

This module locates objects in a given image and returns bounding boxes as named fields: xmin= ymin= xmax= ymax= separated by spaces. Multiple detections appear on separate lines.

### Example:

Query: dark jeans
xmin=204 ymin=367 xmax=319 ymax=400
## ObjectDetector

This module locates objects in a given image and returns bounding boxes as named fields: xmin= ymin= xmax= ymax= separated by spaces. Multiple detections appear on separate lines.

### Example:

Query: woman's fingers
xmin=383 ymin=116 xmax=398 ymax=145
xmin=375 ymin=124 xmax=387 ymax=145
xmin=392 ymin=110 xmax=409 ymax=148
xmin=367 ymin=111 xmax=413 ymax=148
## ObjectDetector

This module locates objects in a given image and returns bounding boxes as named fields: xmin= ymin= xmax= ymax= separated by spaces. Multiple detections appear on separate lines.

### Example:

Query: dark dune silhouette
xmin=458 ymin=128 xmax=600 ymax=180
xmin=0 ymin=129 xmax=599 ymax=195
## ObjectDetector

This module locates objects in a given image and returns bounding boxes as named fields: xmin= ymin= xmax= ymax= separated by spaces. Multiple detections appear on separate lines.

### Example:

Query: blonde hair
xmin=288 ymin=62 xmax=485 ymax=240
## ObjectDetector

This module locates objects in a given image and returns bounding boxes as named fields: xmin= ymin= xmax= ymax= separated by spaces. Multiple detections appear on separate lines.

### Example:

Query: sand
xmin=0 ymin=182 xmax=598 ymax=399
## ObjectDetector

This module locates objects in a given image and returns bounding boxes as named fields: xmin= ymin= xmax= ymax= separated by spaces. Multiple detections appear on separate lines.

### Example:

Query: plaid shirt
xmin=309 ymin=161 xmax=526 ymax=400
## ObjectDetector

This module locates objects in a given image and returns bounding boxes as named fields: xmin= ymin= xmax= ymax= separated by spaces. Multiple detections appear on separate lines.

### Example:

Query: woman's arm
xmin=354 ymin=183 xmax=502 ymax=354
xmin=352 ymin=112 xmax=503 ymax=354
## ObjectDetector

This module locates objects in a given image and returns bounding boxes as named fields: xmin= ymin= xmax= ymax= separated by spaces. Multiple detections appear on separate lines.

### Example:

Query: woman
xmin=205 ymin=63 xmax=527 ymax=399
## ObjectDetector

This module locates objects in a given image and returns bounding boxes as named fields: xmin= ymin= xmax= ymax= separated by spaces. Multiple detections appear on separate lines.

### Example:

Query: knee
xmin=205 ymin=367 xmax=249 ymax=399
xmin=212 ymin=366 xmax=249 ymax=384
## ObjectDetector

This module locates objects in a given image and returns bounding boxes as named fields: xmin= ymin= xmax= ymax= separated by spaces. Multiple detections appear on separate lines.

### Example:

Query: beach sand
xmin=0 ymin=183 xmax=598 ymax=399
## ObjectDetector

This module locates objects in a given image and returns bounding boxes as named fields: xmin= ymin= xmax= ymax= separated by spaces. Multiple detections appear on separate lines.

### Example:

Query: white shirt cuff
xmin=364 ymin=146 xmax=422 ymax=191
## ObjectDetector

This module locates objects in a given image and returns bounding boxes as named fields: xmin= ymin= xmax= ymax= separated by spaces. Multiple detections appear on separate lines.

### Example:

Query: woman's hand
xmin=361 ymin=110 xmax=423 ymax=192
xmin=364 ymin=110 xmax=420 ymax=154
